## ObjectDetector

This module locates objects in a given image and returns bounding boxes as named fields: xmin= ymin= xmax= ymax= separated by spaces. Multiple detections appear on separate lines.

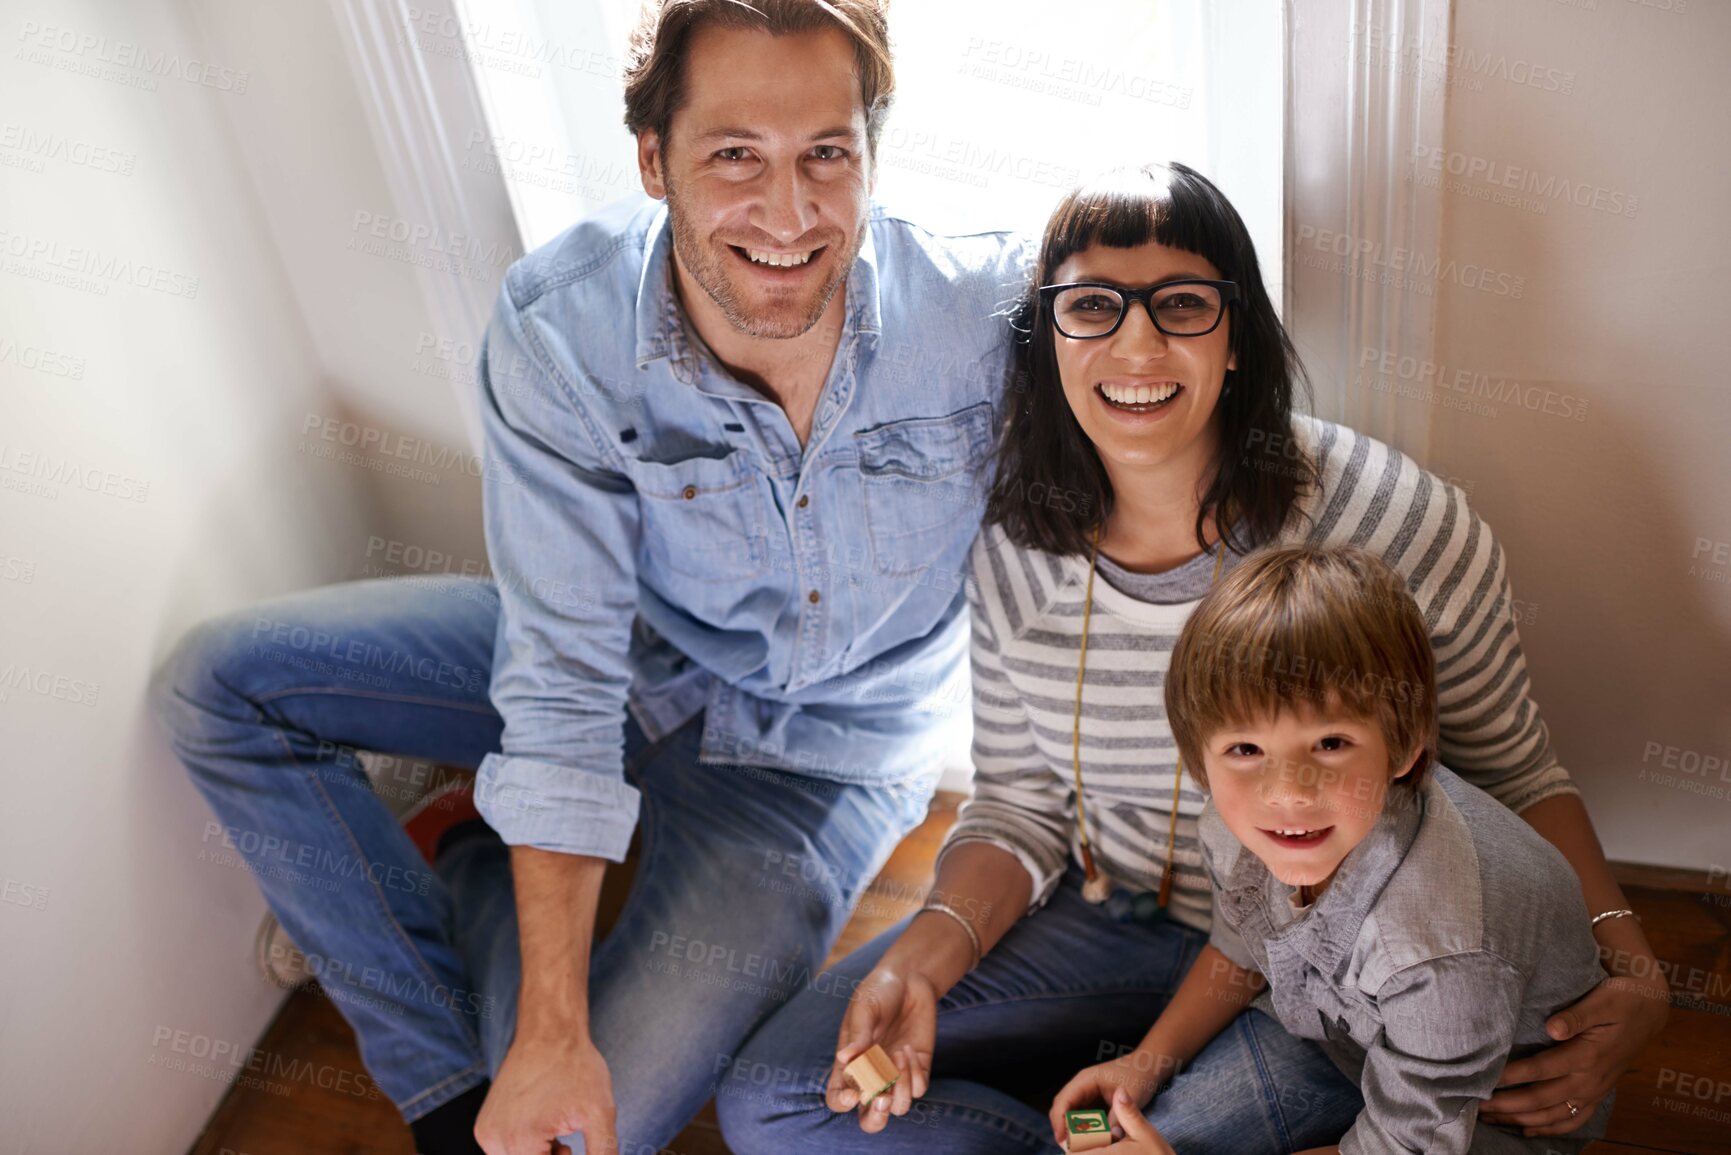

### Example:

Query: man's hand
xmin=475 ymin=1032 xmax=615 ymax=1155
xmin=1479 ymin=969 xmax=1670 ymax=1136
xmin=1048 ymin=1052 xmax=1166 ymax=1147
xmin=825 ymin=964 xmax=938 ymax=1134
xmin=486 ymin=848 xmax=610 ymax=1152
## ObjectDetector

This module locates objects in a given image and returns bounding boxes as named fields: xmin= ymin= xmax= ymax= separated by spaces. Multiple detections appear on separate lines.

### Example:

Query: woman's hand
xmin=1479 ymin=968 xmax=1670 ymax=1136
xmin=1049 ymin=1052 xmax=1166 ymax=1148
xmin=819 ymin=845 xmax=1028 ymax=1134
xmin=825 ymin=963 xmax=939 ymax=1133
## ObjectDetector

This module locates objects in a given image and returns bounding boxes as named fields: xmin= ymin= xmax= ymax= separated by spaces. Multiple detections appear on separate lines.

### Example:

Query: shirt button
xmin=808 ymin=590 xmax=821 ymax=604
xmin=682 ymin=485 xmax=697 ymax=500
xmin=797 ymin=494 xmax=810 ymax=509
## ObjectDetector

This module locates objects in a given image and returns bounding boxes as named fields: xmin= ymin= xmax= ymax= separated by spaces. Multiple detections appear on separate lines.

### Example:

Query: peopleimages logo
xmin=16 ymin=20 xmax=250 ymax=92
xmin=1294 ymin=225 xmax=1525 ymax=299
xmin=878 ymin=127 xmax=1081 ymax=191
xmin=958 ymin=38 xmax=1193 ymax=109
xmin=1353 ymin=21 xmax=1576 ymax=95
xmin=0 ymin=662 xmax=101 ymax=706
xmin=0 ymin=442 xmax=150 ymax=503
xmin=248 ymin=616 xmax=487 ymax=694
xmin=1411 ymin=146 xmax=1638 ymax=218
xmin=1358 ymin=348 xmax=1589 ymax=422
xmin=0 ymin=122 xmax=136 ymax=175
xmin=298 ymin=414 xmax=520 ymax=488
xmin=0 ymin=336 xmax=87 ymax=380
xmin=398 ymin=6 xmax=619 ymax=78
xmin=0 ymin=229 xmax=200 ymax=299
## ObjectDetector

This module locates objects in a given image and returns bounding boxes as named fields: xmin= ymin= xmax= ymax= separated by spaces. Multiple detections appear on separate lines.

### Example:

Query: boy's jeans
xmin=718 ymin=864 xmax=1366 ymax=1155
xmin=149 ymin=575 xmax=936 ymax=1151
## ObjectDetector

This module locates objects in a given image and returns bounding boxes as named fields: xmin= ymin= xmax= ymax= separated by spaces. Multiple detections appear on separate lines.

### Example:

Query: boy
xmin=1050 ymin=544 xmax=1612 ymax=1153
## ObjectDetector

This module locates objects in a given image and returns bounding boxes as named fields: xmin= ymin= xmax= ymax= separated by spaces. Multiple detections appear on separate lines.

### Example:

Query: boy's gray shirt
xmin=1199 ymin=764 xmax=1612 ymax=1154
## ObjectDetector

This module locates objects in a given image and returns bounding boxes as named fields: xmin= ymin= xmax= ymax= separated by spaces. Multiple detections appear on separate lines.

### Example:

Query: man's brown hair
xmin=1165 ymin=544 xmax=1438 ymax=791
xmin=622 ymin=0 xmax=894 ymax=157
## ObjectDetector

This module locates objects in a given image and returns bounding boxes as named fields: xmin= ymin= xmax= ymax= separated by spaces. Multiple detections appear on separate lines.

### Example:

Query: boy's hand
xmin=1104 ymin=1087 xmax=1178 ymax=1154
xmin=1049 ymin=1054 xmax=1163 ymax=1147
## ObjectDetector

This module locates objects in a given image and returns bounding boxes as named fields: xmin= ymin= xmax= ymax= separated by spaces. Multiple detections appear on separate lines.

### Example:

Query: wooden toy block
xmin=843 ymin=1044 xmax=899 ymax=1103
xmin=1065 ymin=1106 xmax=1113 ymax=1151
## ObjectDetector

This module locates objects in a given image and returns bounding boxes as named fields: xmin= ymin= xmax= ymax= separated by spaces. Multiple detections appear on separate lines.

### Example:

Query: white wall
xmin=1424 ymin=0 xmax=1731 ymax=870
xmin=0 ymin=0 xmax=369 ymax=1150
xmin=1290 ymin=0 xmax=1729 ymax=871
xmin=185 ymin=0 xmax=510 ymax=567
xmin=0 ymin=0 xmax=506 ymax=1150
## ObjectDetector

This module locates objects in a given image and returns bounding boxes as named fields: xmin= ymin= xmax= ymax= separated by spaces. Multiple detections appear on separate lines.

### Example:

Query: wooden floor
xmin=190 ymin=795 xmax=1731 ymax=1155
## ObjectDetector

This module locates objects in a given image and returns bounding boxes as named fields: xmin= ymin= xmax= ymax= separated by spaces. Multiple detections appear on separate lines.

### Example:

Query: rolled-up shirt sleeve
xmin=474 ymin=281 xmax=643 ymax=861
xmin=1340 ymin=952 xmax=1525 ymax=1155
xmin=936 ymin=537 xmax=1074 ymax=912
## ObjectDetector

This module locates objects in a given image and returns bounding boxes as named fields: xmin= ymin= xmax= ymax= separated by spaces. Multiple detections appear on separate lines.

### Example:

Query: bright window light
xmin=456 ymin=0 xmax=1281 ymax=306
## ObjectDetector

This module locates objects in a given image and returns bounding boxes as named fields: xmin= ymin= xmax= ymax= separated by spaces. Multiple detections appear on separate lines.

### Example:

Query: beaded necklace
xmin=1071 ymin=519 xmax=1230 ymax=913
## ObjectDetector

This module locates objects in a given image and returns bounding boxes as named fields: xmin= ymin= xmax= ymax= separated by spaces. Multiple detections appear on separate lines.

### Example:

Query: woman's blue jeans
xmin=148 ymin=575 xmax=937 ymax=1152
xmin=718 ymin=864 xmax=1365 ymax=1154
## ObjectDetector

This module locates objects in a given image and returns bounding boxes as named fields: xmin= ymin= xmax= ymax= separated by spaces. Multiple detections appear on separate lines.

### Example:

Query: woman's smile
xmin=1094 ymin=379 xmax=1185 ymax=420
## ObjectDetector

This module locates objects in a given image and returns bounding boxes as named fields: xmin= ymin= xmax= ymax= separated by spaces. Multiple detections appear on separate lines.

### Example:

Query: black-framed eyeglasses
xmin=1038 ymin=279 xmax=1239 ymax=340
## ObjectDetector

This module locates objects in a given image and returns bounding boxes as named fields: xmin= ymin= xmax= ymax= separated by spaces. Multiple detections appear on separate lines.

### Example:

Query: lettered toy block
xmin=843 ymin=1044 xmax=899 ymax=1103
xmin=1065 ymin=1106 xmax=1113 ymax=1151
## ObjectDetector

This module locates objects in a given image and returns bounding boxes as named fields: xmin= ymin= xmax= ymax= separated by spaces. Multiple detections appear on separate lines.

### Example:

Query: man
xmin=150 ymin=1 xmax=1029 ymax=1152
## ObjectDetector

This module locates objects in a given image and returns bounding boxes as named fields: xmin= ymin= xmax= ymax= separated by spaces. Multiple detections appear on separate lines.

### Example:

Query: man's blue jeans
xmin=717 ymin=864 xmax=1365 ymax=1154
xmin=149 ymin=575 xmax=937 ymax=1151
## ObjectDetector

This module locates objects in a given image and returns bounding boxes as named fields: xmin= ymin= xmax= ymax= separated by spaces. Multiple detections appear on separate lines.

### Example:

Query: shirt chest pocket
xmin=1310 ymin=982 xmax=1381 ymax=1050
xmin=853 ymin=402 xmax=993 ymax=578
xmin=1267 ymin=967 xmax=1376 ymax=1048
xmin=633 ymin=450 xmax=769 ymax=581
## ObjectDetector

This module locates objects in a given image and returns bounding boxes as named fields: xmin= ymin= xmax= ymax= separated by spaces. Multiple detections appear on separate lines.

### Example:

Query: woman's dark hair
xmin=986 ymin=161 xmax=1316 ymax=557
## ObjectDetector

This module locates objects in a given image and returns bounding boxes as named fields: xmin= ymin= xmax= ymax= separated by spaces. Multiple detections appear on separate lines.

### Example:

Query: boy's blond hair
xmin=1165 ymin=544 xmax=1438 ymax=790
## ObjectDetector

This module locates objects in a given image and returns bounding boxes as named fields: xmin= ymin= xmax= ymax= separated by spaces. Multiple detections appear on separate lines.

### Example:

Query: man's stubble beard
xmin=664 ymin=174 xmax=864 ymax=341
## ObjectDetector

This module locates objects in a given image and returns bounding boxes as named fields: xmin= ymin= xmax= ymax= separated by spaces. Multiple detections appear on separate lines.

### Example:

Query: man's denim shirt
xmin=473 ymin=194 xmax=1031 ymax=860
xmin=1201 ymin=765 xmax=1611 ymax=1154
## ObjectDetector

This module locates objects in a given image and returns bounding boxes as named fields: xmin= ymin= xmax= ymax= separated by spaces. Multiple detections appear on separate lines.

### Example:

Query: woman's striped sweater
xmin=940 ymin=414 xmax=1578 ymax=933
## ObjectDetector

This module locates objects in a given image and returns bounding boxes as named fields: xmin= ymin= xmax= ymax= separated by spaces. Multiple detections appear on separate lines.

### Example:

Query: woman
xmin=716 ymin=163 xmax=1667 ymax=1154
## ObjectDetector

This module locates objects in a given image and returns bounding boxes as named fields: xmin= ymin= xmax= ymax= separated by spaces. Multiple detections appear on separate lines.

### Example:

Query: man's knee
xmin=148 ymin=611 xmax=264 ymax=743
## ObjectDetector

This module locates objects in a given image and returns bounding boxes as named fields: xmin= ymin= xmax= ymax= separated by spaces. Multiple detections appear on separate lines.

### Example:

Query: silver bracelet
xmin=919 ymin=900 xmax=983 ymax=970
xmin=1590 ymin=908 xmax=1638 ymax=928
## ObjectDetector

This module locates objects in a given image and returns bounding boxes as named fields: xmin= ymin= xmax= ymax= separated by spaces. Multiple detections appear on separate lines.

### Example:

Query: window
xmin=458 ymin=0 xmax=1282 ymax=307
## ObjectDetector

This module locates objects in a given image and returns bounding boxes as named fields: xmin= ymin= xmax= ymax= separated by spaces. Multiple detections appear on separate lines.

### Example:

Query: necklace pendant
xmin=1079 ymin=843 xmax=1112 ymax=903
xmin=1130 ymin=890 xmax=1168 ymax=926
